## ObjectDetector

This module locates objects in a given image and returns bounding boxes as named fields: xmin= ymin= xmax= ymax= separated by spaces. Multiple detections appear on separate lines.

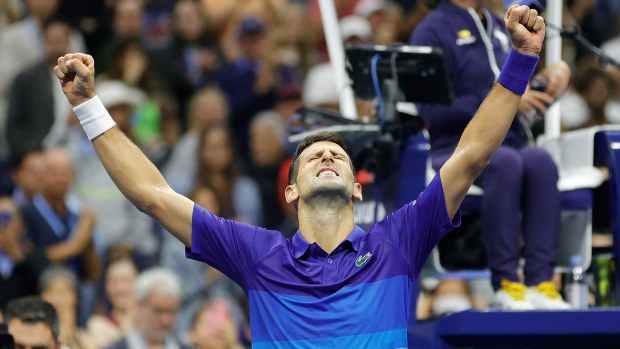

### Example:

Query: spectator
xmin=64 ymin=81 xmax=158 ymax=267
xmin=197 ymin=125 xmax=262 ymax=225
xmin=141 ymin=0 xmax=176 ymax=51
xmin=10 ymin=151 xmax=44 ymax=206
xmin=214 ymin=15 xmax=279 ymax=159
xmin=566 ymin=0 xmax=620 ymax=62
xmin=95 ymin=0 xmax=144 ymax=74
xmin=0 ymin=0 xmax=85 ymax=153
xmin=106 ymin=268 xmax=190 ymax=349
xmin=306 ymin=0 xmax=364 ymax=60
xmin=197 ymin=0 xmax=239 ymax=45
xmin=410 ymin=0 xmax=570 ymax=309
xmin=560 ymin=57 xmax=620 ymax=130
xmin=0 ymin=197 xmax=49 ymax=309
xmin=188 ymin=299 xmax=244 ymax=349
xmin=302 ymin=15 xmax=375 ymax=115
xmin=163 ymin=87 xmax=230 ymax=196
xmin=87 ymin=259 xmax=139 ymax=348
xmin=274 ymin=84 xmax=304 ymax=122
xmin=39 ymin=266 xmax=96 ymax=349
xmin=338 ymin=15 xmax=374 ymax=45
xmin=20 ymin=148 xmax=100 ymax=282
xmin=0 ymin=0 xmax=22 ymax=30
xmin=269 ymin=2 xmax=318 ymax=80
xmin=4 ymin=297 xmax=61 ymax=349
xmin=248 ymin=111 xmax=288 ymax=230
xmin=354 ymin=0 xmax=404 ymax=45
xmin=155 ymin=0 xmax=225 ymax=127
xmin=6 ymin=17 xmax=74 ymax=155
xmin=99 ymin=38 xmax=161 ymax=95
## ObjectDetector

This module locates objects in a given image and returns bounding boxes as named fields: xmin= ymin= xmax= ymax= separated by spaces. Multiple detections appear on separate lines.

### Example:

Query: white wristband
xmin=73 ymin=96 xmax=116 ymax=140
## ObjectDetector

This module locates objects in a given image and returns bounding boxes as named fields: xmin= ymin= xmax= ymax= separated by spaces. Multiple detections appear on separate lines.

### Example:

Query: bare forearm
xmin=57 ymin=54 xmax=194 ymax=247
xmin=91 ymin=126 xmax=193 ymax=246
xmin=454 ymin=83 xmax=521 ymax=175
xmin=46 ymin=242 xmax=78 ymax=263
xmin=440 ymin=83 xmax=522 ymax=219
xmin=91 ymin=127 xmax=169 ymax=213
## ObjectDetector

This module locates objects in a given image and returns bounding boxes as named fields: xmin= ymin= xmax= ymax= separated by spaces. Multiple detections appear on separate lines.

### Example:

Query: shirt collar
xmin=291 ymin=225 xmax=366 ymax=259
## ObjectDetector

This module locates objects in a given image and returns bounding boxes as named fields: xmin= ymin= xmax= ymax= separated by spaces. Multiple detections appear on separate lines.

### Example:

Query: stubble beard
xmin=305 ymin=182 xmax=351 ymax=211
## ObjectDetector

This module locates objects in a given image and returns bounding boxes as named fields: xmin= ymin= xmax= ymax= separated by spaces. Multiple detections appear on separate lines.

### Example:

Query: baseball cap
xmin=339 ymin=15 xmax=373 ymax=42
xmin=302 ymin=63 xmax=338 ymax=107
xmin=354 ymin=0 xmax=389 ymax=18
xmin=238 ymin=16 xmax=265 ymax=39
xmin=96 ymin=80 xmax=145 ymax=109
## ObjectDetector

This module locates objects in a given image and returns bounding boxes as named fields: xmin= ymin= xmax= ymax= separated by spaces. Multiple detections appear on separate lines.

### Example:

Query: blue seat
xmin=399 ymin=126 xmax=620 ymax=276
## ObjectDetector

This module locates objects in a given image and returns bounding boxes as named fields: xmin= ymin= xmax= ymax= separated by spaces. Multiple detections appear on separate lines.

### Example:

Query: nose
xmin=321 ymin=151 xmax=335 ymax=163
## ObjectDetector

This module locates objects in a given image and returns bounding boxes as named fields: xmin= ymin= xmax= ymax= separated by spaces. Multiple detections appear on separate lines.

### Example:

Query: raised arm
xmin=440 ymin=5 xmax=546 ymax=219
xmin=53 ymin=53 xmax=194 ymax=247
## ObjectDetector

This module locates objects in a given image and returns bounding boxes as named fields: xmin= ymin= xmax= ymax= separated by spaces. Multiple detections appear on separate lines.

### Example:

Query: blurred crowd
xmin=0 ymin=0 xmax=620 ymax=347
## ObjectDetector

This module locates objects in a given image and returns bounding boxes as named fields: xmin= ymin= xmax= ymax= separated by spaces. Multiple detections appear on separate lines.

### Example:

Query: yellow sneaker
xmin=525 ymin=281 xmax=571 ymax=310
xmin=492 ymin=280 xmax=535 ymax=310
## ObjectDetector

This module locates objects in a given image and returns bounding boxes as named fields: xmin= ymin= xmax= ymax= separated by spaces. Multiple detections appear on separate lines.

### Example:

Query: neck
xmin=452 ymin=0 xmax=484 ymax=16
xmin=137 ymin=327 xmax=165 ymax=349
xmin=297 ymin=200 xmax=355 ymax=253
xmin=43 ymin=193 xmax=67 ymax=216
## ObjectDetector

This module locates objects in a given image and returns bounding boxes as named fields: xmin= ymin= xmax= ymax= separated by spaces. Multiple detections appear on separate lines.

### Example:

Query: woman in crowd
xmin=40 ymin=266 xmax=96 ymax=349
xmin=87 ymin=258 xmax=139 ymax=348
xmin=197 ymin=124 xmax=262 ymax=225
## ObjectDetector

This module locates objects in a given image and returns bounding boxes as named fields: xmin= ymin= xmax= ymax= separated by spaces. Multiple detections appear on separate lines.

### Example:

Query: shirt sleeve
xmin=185 ymin=204 xmax=280 ymax=290
xmin=375 ymin=173 xmax=461 ymax=277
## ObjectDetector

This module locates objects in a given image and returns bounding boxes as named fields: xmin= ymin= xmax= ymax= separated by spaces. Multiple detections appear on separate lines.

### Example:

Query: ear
xmin=285 ymin=184 xmax=299 ymax=204
xmin=352 ymin=182 xmax=363 ymax=201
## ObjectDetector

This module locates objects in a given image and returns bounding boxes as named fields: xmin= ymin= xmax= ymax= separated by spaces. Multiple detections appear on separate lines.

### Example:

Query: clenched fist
xmin=53 ymin=53 xmax=96 ymax=107
xmin=505 ymin=5 xmax=546 ymax=57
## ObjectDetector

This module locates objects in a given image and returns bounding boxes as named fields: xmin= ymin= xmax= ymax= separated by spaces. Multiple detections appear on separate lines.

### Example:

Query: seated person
xmin=87 ymin=258 xmax=139 ymax=348
xmin=188 ymin=298 xmax=244 ymax=349
xmin=39 ymin=266 xmax=96 ymax=349
xmin=106 ymin=268 xmax=190 ymax=349
xmin=0 ymin=197 xmax=49 ymax=310
xmin=410 ymin=0 xmax=571 ymax=309
xmin=4 ymin=296 xmax=61 ymax=349
xmin=20 ymin=148 xmax=100 ymax=282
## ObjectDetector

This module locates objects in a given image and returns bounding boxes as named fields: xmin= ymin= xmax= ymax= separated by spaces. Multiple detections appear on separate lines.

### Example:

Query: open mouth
xmin=317 ymin=168 xmax=339 ymax=177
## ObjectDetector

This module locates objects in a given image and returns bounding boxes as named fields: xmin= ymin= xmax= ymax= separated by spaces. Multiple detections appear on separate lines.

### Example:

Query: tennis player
xmin=54 ymin=5 xmax=545 ymax=348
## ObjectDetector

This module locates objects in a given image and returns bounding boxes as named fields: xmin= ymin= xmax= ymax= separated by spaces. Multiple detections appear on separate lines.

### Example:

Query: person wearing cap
xmin=410 ymin=0 xmax=571 ymax=310
xmin=213 ymin=15 xmax=299 ymax=161
xmin=302 ymin=15 xmax=374 ymax=112
xmin=56 ymin=5 xmax=546 ymax=347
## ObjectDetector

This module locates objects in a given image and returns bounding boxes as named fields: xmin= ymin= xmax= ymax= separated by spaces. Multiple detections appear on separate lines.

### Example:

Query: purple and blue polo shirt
xmin=185 ymin=174 xmax=460 ymax=348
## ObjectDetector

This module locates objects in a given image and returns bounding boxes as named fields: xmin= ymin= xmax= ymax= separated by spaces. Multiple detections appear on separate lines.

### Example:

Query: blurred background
xmin=0 ymin=0 xmax=619 ymax=347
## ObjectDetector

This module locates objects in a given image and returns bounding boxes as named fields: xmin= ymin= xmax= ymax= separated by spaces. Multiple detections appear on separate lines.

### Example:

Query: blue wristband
xmin=497 ymin=49 xmax=539 ymax=95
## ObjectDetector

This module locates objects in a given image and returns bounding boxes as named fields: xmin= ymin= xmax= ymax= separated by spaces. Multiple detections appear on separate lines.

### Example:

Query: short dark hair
xmin=42 ymin=16 xmax=72 ymax=33
xmin=288 ymin=131 xmax=355 ymax=185
xmin=4 ymin=297 xmax=60 ymax=341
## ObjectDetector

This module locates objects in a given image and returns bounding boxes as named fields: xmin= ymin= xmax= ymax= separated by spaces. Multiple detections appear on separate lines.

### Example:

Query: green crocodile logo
xmin=355 ymin=252 xmax=372 ymax=267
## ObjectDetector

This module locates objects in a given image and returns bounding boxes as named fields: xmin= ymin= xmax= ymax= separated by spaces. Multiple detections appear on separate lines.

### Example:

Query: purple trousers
xmin=433 ymin=145 xmax=560 ymax=290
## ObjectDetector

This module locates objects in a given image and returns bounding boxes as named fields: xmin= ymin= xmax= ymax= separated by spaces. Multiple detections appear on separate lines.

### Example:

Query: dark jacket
xmin=409 ymin=0 xmax=526 ymax=155
xmin=7 ymin=62 xmax=55 ymax=154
